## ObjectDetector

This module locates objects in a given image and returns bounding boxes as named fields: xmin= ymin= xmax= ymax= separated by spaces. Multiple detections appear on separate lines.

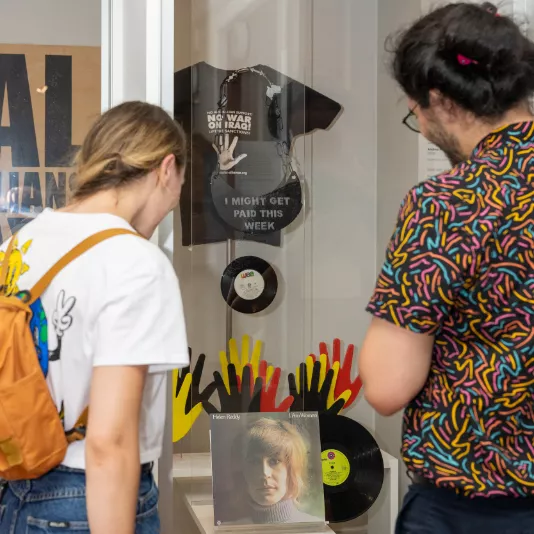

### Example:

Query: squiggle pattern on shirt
xmin=367 ymin=121 xmax=534 ymax=497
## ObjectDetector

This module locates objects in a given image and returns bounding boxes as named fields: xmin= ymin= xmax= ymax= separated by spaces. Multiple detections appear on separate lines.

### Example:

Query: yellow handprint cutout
xmin=0 ymin=237 xmax=32 ymax=295
xmin=172 ymin=352 xmax=216 ymax=443
xmin=219 ymin=335 xmax=274 ymax=394
xmin=172 ymin=372 xmax=203 ymax=443
xmin=295 ymin=354 xmax=351 ymax=411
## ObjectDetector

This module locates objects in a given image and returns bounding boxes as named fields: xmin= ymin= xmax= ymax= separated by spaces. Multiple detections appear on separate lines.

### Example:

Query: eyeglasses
xmin=402 ymin=108 xmax=420 ymax=133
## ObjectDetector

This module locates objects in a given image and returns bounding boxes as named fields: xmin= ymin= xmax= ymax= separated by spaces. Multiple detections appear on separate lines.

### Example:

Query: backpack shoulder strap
xmin=28 ymin=228 xmax=140 ymax=305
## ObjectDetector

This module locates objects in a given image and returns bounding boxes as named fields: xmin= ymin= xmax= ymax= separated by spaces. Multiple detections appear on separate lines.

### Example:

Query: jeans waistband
xmin=1 ymin=462 xmax=153 ymax=483
xmin=1 ymin=463 xmax=155 ymax=503
xmin=53 ymin=462 xmax=154 ymax=475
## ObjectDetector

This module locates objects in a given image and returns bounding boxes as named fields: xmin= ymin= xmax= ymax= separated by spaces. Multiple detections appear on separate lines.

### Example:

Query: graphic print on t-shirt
xmin=0 ymin=238 xmax=75 ymax=378
xmin=212 ymin=134 xmax=248 ymax=171
xmin=209 ymin=67 xmax=304 ymax=235
xmin=49 ymin=290 xmax=76 ymax=363
xmin=0 ymin=237 xmax=32 ymax=295
xmin=174 ymin=62 xmax=342 ymax=247
xmin=30 ymin=297 xmax=50 ymax=375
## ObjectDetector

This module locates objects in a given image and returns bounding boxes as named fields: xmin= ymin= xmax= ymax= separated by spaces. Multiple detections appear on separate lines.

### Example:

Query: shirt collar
xmin=472 ymin=121 xmax=534 ymax=158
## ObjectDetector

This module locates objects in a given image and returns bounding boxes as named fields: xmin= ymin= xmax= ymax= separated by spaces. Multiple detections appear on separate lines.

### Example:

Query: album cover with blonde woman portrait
xmin=210 ymin=412 xmax=326 ymax=528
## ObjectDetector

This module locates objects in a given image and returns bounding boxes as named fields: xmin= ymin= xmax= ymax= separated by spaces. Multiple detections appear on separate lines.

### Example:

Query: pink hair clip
xmin=457 ymin=54 xmax=478 ymax=66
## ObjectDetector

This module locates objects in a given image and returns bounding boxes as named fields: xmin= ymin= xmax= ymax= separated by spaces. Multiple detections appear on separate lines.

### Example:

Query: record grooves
xmin=220 ymin=256 xmax=278 ymax=314
xmin=319 ymin=414 xmax=384 ymax=523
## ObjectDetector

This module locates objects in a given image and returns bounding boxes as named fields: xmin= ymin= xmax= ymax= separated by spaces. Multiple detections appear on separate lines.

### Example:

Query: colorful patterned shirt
xmin=367 ymin=122 xmax=534 ymax=497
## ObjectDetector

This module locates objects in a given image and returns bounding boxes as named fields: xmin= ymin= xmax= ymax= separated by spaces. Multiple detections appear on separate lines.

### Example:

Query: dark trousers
xmin=396 ymin=483 xmax=534 ymax=534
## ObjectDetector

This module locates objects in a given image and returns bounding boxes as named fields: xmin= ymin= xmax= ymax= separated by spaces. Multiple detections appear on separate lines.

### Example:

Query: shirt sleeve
xmin=281 ymin=81 xmax=342 ymax=137
xmin=173 ymin=65 xmax=192 ymax=128
xmin=93 ymin=241 xmax=189 ymax=373
xmin=366 ymin=185 xmax=480 ymax=335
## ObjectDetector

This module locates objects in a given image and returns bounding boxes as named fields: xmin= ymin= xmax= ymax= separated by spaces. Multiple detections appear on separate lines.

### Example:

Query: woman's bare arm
xmin=85 ymin=365 xmax=148 ymax=534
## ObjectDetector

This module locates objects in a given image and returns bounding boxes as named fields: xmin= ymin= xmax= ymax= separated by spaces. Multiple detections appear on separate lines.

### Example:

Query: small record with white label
xmin=221 ymin=256 xmax=278 ymax=314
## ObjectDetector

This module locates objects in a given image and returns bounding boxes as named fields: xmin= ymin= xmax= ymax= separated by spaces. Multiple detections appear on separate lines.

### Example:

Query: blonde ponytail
xmin=70 ymin=101 xmax=186 ymax=200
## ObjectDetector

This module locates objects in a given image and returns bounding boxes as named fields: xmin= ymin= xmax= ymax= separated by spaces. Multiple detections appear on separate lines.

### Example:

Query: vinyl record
xmin=220 ymin=256 xmax=278 ymax=314
xmin=319 ymin=414 xmax=384 ymax=523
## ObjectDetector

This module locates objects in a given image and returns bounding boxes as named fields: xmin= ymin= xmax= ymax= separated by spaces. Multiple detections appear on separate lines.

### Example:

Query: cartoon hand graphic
xmin=212 ymin=134 xmax=247 ymax=171
xmin=219 ymin=335 xmax=274 ymax=393
xmin=172 ymin=351 xmax=217 ymax=442
xmin=288 ymin=358 xmax=350 ymax=415
xmin=310 ymin=339 xmax=363 ymax=409
xmin=52 ymin=290 xmax=75 ymax=338
xmin=203 ymin=364 xmax=262 ymax=414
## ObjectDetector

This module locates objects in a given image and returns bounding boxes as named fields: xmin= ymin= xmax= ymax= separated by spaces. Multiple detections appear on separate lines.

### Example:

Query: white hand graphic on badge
xmin=212 ymin=134 xmax=247 ymax=171
xmin=52 ymin=290 xmax=75 ymax=338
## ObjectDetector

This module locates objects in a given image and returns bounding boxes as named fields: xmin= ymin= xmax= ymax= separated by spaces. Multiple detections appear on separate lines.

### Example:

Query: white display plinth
xmin=173 ymin=451 xmax=399 ymax=534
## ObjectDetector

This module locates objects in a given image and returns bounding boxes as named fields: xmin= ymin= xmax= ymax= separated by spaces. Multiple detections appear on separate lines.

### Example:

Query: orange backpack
xmin=0 ymin=228 xmax=138 ymax=480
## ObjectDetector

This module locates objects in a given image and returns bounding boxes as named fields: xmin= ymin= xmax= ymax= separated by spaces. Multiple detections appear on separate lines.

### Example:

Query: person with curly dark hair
xmin=360 ymin=3 xmax=534 ymax=533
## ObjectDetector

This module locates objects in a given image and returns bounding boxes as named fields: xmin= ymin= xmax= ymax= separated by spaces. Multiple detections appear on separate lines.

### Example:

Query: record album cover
xmin=210 ymin=412 xmax=326 ymax=528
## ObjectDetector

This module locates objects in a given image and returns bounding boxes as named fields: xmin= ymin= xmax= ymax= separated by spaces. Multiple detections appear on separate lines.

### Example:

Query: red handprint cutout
xmin=310 ymin=338 xmax=362 ymax=409
xmin=242 ymin=361 xmax=294 ymax=412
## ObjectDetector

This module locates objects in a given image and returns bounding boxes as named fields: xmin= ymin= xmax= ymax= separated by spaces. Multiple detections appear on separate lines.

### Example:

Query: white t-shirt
xmin=0 ymin=208 xmax=189 ymax=469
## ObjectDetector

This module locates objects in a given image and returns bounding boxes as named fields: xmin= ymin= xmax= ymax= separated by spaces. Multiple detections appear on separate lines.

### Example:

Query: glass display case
xmin=170 ymin=1 xmax=390 ymax=533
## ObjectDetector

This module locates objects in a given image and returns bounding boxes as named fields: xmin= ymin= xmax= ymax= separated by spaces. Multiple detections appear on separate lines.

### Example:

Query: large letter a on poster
xmin=0 ymin=54 xmax=39 ymax=167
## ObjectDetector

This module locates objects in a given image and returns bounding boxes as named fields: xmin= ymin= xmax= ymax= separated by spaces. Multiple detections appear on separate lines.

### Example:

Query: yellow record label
xmin=322 ymin=448 xmax=351 ymax=487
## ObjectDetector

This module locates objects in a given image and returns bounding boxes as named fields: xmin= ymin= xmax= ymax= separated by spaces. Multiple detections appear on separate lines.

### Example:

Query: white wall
xmin=0 ymin=0 xmax=100 ymax=46
xmin=376 ymin=0 xmax=422 ymax=506
xmin=309 ymin=0 xmax=377 ymax=431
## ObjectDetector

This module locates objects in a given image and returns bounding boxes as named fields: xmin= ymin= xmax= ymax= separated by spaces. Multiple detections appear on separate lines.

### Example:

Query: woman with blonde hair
xmin=228 ymin=417 xmax=321 ymax=525
xmin=0 ymin=101 xmax=189 ymax=533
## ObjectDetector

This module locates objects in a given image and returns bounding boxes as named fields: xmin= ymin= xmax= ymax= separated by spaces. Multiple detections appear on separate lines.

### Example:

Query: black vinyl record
xmin=319 ymin=414 xmax=384 ymax=523
xmin=220 ymin=256 xmax=278 ymax=314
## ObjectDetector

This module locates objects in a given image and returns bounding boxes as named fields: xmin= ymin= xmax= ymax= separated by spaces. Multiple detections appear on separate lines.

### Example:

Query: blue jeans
xmin=396 ymin=483 xmax=534 ymax=534
xmin=0 ymin=464 xmax=159 ymax=534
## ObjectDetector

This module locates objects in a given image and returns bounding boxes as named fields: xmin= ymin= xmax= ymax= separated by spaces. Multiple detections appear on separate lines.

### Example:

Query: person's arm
xmin=84 ymin=238 xmax=190 ymax=533
xmin=359 ymin=318 xmax=433 ymax=416
xmin=86 ymin=365 xmax=148 ymax=534
xmin=360 ymin=186 xmax=480 ymax=416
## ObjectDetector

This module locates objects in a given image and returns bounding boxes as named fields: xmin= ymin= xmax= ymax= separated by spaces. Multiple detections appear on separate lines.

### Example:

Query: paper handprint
xmin=205 ymin=362 xmax=293 ymax=414
xmin=219 ymin=335 xmax=274 ymax=393
xmin=203 ymin=364 xmax=262 ymax=414
xmin=289 ymin=358 xmax=350 ymax=415
xmin=257 ymin=361 xmax=294 ymax=412
xmin=173 ymin=351 xmax=217 ymax=442
xmin=295 ymin=354 xmax=350 ymax=411
xmin=309 ymin=339 xmax=363 ymax=409
xmin=212 ymin=134 xmax=247 ymax=171
xmin=241 ymin=361 xmax=293 ymax=412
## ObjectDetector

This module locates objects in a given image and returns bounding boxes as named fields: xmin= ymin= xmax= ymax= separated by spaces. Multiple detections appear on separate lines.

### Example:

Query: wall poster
xmin=0 ymin=44 xmax=101 ymax=243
